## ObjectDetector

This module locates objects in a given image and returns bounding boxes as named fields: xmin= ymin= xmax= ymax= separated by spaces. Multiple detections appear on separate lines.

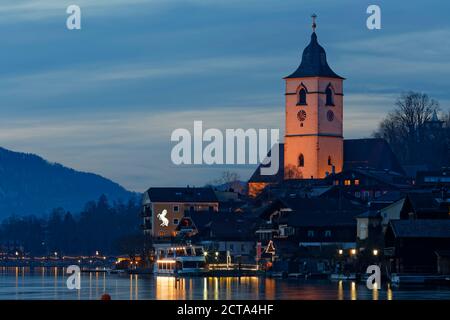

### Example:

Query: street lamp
xmin=338 ymin=249 xmax=343 ymax=255
xmin=350 ymin=249 xmax=357 ymax=256
xmin=373 ymin=249 xmax=379 ymax=256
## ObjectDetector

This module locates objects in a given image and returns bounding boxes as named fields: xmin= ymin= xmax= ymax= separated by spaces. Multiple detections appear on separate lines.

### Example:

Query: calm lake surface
xmin=1 ymin=267 xmax=449 ymax=300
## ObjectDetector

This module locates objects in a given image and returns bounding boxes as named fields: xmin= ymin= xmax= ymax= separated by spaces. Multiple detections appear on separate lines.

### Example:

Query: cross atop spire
xmin=311 ymin=13 xmax=317 ymax=32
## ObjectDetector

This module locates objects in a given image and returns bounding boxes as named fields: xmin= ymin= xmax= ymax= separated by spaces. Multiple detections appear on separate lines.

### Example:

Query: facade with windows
xmin=141 ymin=187 xmax=219 ymax=239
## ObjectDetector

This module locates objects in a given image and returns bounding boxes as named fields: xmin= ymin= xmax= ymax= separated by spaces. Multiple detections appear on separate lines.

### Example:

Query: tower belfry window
xmin=325 ymin=86 xmax=334 ymax=106
xmin=328 ymin=156 xmax=332 ymax=166
xmin=298 ymin=154 xmax=305 ymax=167
xmin=298 ymin=88 xmax=307 ymax=105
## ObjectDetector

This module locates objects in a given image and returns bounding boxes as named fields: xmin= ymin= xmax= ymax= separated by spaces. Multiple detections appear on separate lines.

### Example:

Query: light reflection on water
xmin=0 ymin=267 xmax=449 ymax=300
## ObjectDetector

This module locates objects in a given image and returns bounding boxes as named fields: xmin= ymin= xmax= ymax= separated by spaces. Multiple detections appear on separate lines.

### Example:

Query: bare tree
xmin=207 ymin=171 xmax=243 ymax=193
xmin=373 ymin=91 xmax=449 ymax=167
xmin=284 ymin=164 xmax=303 ymax=179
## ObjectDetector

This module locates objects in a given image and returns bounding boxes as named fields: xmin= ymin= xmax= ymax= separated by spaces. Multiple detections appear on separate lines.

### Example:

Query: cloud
xmin=334 ymin=28 xmax=450 ymax=90
xmin=0 ymin=0 xmax=158 ymax=21
xmin=0 ymin=55 xmax=282 ymax=100
xmin=0 ymin=107 xmax=283 ymax=191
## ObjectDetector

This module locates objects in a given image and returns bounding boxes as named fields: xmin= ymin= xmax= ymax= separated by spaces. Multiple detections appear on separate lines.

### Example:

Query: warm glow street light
xmin=203 ymin=251 xmax=208 ymax=256
xmin=350 ymin=249 xmax=357 ymax=255
xmin=215 ymin=252 xmax=219 ymax=257
xmin=338 ymin=249 xmax=343 ymax=255
xmin=373 ymin=249 xmax=379 ymax=256
xmin=15 ymin=251 xmax=19 ymax=256
xmin=95 ymin=250 xmax=99 ymax=256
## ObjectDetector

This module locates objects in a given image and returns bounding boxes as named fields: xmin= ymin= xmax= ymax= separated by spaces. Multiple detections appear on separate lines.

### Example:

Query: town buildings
xmin=141 ymin=20 xmax=450 ymax=277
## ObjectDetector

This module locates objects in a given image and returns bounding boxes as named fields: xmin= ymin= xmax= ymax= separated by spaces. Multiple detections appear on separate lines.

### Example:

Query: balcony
xmin=141 ymin=207 xmax=152 ymax=217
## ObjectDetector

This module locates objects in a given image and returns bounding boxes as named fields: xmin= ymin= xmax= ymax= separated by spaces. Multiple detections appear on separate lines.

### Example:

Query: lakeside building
xmin=141 ymin=187 xmax=219 ymax=239
xmin=175 ymin=210 xmax=258 ymax=264
xmin=385 ymin=219 xmax=450 ymax=273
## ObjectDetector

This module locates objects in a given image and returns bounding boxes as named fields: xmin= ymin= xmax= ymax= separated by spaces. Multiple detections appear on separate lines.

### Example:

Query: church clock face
xmin=297 ymin=110 xmax=307 ymax=122
xmin=327 ymin=110 xmax=334 ymax=122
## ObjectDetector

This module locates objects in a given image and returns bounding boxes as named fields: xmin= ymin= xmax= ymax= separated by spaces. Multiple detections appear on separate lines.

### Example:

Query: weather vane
xmin=311 ymin=13 xmax=317 ymax=32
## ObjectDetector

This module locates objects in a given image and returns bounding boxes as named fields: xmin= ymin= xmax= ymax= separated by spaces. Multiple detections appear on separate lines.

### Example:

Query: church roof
xmin=389 ymin=220 xmax=450 ymax=239
xmin=285 ymin=32 xmax=344 ymax=79
xmin=248 ymin=139 xmax=404 ymax=183
xmin=343 ymin=139 xmax=405 ymax=174
xmin=248 ymin=143 xmax=284 ymax=183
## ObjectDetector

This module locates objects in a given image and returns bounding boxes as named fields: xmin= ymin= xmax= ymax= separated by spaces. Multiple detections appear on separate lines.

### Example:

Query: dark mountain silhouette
xmin=0 ymin=147 xmax=137 ymax=217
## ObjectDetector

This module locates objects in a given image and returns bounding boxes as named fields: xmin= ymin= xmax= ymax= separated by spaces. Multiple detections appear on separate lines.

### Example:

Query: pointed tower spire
xmin=284 ymin=15 xmax=343 ymax=79
xmin=311 ymin=13 xmax=317 ymax=33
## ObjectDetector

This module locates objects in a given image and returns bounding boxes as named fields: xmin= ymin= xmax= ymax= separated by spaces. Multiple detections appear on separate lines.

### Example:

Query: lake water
xmin=1 ymin=267 xmax=449 ymax=300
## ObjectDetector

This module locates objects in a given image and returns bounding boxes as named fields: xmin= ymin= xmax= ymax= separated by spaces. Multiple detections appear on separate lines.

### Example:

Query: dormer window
xmin=325 ymin=85 xmax=334 ymax=106
xmin=298 ymin=88 xmax=307 ymax=105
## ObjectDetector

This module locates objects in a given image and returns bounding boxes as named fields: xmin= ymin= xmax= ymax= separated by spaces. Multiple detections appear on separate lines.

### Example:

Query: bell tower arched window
xmin=328 ymin=156 xmax=332 ymax=166
xmin=325 ymin=85 xmax=334 ymax=106
xmin=298 ymin=88 xmax=307 ymax=105
xmin=298 ymin=154 xmax=305 ymax=167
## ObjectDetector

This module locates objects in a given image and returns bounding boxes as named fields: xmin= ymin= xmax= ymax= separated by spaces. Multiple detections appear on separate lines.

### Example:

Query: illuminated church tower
xmin=284 ymin=15 xmax=344 ymax=179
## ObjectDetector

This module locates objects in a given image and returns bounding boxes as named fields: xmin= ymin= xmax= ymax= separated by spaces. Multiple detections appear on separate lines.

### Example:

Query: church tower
xmin=284 ymin=16 xmax=344 ymax=179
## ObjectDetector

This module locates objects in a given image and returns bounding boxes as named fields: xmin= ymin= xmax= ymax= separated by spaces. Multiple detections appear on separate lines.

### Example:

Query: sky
xmin=0 ymin=0 xmax=449 ymax=192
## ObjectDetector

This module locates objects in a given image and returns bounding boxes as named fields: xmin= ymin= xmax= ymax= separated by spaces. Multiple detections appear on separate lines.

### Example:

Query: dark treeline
xmin=0 ymin=194 xmax=144 ymax=256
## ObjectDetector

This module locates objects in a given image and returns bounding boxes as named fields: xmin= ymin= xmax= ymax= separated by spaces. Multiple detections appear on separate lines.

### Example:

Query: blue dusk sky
xmin=0 ymin=0 xmax=449 ymax=192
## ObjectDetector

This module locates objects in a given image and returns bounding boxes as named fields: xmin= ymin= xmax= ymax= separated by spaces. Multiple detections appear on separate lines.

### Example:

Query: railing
xmin=208 ymin=263 xmax=258 ymax=271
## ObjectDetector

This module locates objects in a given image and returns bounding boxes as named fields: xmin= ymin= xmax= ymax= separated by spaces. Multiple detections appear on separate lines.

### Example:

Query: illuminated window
xmin=344 ymin=179 xmax=351 ymax=186
xmin=298 ymin=154 xmax=305 ymax=167
xmin=354 ymin=179 xmax=360 ymax=186
xmin=298 ymin=88 xmax=307 ymax=105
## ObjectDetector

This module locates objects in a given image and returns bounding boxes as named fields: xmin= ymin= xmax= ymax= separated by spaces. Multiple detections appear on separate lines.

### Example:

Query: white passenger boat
xmin=154 ymin=245 xmax=207 ymax=276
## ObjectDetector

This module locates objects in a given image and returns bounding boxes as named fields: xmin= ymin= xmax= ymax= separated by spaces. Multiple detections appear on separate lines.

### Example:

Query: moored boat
xmin=154 ymin=244 xmax=207 ymax=276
